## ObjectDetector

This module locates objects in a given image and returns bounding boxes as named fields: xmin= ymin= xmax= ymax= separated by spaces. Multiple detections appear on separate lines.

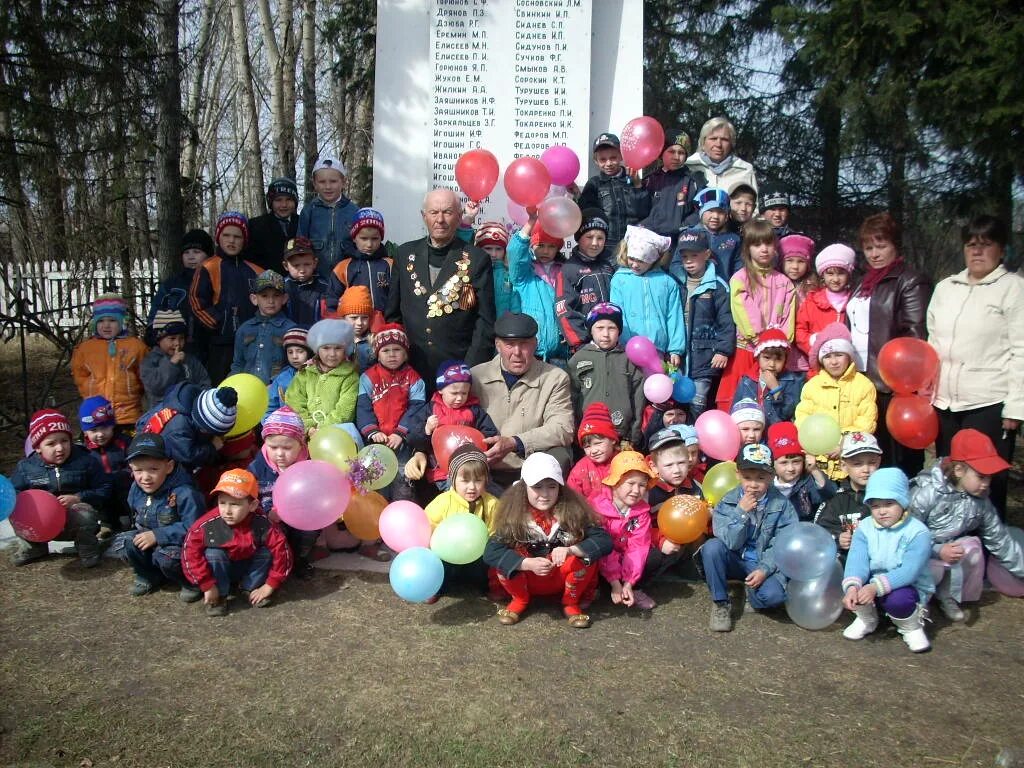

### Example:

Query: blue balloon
xmin=389 ymin=547 xmax=445 ymax=603
xmin=0 ymin=475 xmax=15 ymax=521
xmin=672 ymin=374 xmax=697 ymax=404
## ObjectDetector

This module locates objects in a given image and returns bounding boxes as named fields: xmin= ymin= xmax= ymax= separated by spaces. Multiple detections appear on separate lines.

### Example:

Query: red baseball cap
xmin=948 ymin=429 xmax=1010 ymax=476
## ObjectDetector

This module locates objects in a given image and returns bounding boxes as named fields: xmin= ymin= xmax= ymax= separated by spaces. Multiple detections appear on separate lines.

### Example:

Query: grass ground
xmin=2 ymin=339 xmax=1023 ymax=768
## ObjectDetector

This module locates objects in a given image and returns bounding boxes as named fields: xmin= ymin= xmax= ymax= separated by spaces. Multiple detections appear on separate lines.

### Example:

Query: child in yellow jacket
xmin=71 ymin=294 xmax=149 ymax=427
xmin=795 ymin=322 xmax=877 ymax=479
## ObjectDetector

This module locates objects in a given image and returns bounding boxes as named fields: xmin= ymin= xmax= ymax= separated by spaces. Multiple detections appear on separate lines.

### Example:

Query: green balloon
xmin=799 ymin=414 xmax=843 ymax=456
xmin=430 ymin=512 xmax=488 ymax=565
xmin=309 ymin=426 xmax=357 ymax=470
xmin=703 ymin=461 xmax=739 ymax=506
xmin=357 ymin=444 xmax=400 ymax=491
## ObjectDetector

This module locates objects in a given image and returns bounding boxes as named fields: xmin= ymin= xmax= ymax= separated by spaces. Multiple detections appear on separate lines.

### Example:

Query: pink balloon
xmin=541 ymin=145 xmax=581 ymax=186
xmin=625 ymin=335 xmax=663 ymax=375
xmin=537 ymin=197 xmax=582 ymax=239
xmin=272 ymin=460 xmax=352 ymax=531
xmin=503 ymin=157 xmax=551 ymax=207
xmin=621 ymin=116 xmax=666 ymax=169
xmin=10 ymin=490 xmax=67 ymax=542
xmin=506 ymin=199 xmax=529 ymax=226
xmin=379 ymin=500 xmax=433 ymax=553
xmin=695 ymin=410 xmax=742 ymax=461
xmin=643 ymin=374 xmax=674 ymax=404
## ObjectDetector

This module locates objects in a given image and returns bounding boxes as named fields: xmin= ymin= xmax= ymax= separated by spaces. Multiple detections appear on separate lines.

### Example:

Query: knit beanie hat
xmin=815 ymin=244 xmax=856 ymax=275
xmin=435 ymin=360 xmax=472 ymax=390
xmin=753 ymin=328 xmax=790 ymax=358
xmin=447 ymin=443 xmax=489 ymax=483
xmin=373 ymin=323 xmax=409 ymax=354
xmin=90 ymin=293 xmax=127 ymax=335
xmin=577 ymin=402 xmax=618 ymax=444
xmin=181 ymin=228 xmax=214 ymax=257
xmin=530 ymin=222 xmax=563 ymax=249
xmin=349 ymin=207 xmax=385 ymax=239
xmin=215 ymin=211 xmax=249 ymax=246
xmin=29 ymin=408 xmax=72 ymax=448
xmin=475 ymin=222 xmax=510 ymax=249
xmin=730 ymin=398 xmax=765 ymax=426
xmin=778 ymin=233 xmax=816 ymax=262
xmin=575 ymin=208 xmax=610 ymax=241
xmin=584 ymin=302 xmax=623 ymax=332
xmin=282 ymin=327 xmax=309 ymax=351
xmin=695 ymin=187 xmax=730 ymax=217
xmin=266 ymin=177 xmax=298 ymax=204
xmin=79 ymin=396 xmax=116 ymax=429
xmin=761 ymin=188 xmax=790 ymax=209
xmin=624 ymin=226 xmax=672 ymax=264
xmin=662 ymin=129 xmax=691 ymax=154
xmin=307 ymin=318 xmax=355 ymax=355
xmin=338 ymin=286 xmax=373 ymax=318
xmin=863 ymin=467 xmax=910 ymax=509
xmin=191 ymin=386 xmax=238 ymax=435
xmin=767 ymin=421 xmax=801 ymax=459
xmin=812 ymin=322 xmax=855 ymax=363
xmin=261 ymin=406 xmax=306 ymax=443
xmin=149 ymin=309 xmax=187 ymax=341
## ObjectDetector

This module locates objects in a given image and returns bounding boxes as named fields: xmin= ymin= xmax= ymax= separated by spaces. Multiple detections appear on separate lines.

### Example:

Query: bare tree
xmin=154 ymin=0 xmax=184 ymax=279
xmin=228 ymin=0 xmax=265 ymax=214
xmin=300 ymin=0 xmax=317 ymax=198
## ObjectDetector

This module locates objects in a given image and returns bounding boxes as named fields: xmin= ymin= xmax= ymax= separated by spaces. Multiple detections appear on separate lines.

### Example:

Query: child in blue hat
xmin=79 ymin=395 xmax=132 ymax=538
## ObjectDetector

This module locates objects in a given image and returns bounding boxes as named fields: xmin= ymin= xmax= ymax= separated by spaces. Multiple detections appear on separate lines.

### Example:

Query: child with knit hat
xmin=730 ymin=329 xmax=804 ymax=426
xmin=70 ymin=293 xmax=149 ymax=427
xmin=326 ymin=207 xmax=391 ymax=324
xmin=474 ymin=222 xmax=520 ymax=318
xmin=79 ymin=395 xmax=133 ymax=537
xmin=336 ymin=285 xmax=376 ymax=372
xmin=148 ymin=228 xmax=213 ymax=359
xmin=285 ymin=318 xmax=358 ymax=437
xmin=766 ymin=421 xmax=834 ymax=522
xmin=567 ymin=302 xmax=646 ymax=446
xmin=506 ymin=209 xmax=569 ymax=364
xmin=555 ymin=208 xmax=615 ymax=351
xmin=9 ymin=409 xmax=111 ymax=567
xmin=589 ymin=451 xmax=659 ymax=610
xmin=405 ymin=360 xmax=499 ymax=490
xmin=778 ymin=233 xmax=819 ymax=374
xmin=690 ymin=187 xmax=742 ymax=277
xmin=566 ymin=402 xmax=621 ymax=500
xmin=141 ymin=309 xmax=212 ymax=409
xmin=730 ymin=397 xmax=766 ymax=446
xmin=189 ymin=211 xmax=262 ymax=383
xmin=842 ymin=467 xmax=934 ymax=652
xmin=266 ymin=327 xmax=311 ymax=418
xmin=136 ymin=383 xmax=238 ymax=473
xmin=795 ymin=244 xmax=856 ymax=371
xmin=248 ymin=406 xmax=320 ymax=579
xmin=298 ymin=154 xmax=359 ymax=277
xmin=795 ymin=322 xmax=877 ymax=479
xmin=280 ymin=236 xmax=329 ymax=328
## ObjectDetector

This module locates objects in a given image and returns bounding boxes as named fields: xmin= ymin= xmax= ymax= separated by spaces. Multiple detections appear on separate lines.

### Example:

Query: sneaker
xmin=206 ymin=600 xmax=229 ymax=617
xmin=632 ymin=589 xmax=656 ymax=610
xmin=179 ymin=586 xmax=202 ymax=603
xmin=79 ymin=554 xmax=102 ymax=569
xmin=937 ymin=595 xmax=965 ymax=622
xmin=131 ymin=579 xmax=157 ymax=597
xmin=709 ymin=601 xmax=733 ymax=632
xmin=12 ymin=549 xmax=48 ymax=567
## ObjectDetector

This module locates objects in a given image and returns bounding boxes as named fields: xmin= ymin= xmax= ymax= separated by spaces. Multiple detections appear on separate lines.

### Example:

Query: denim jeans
xmin=689 ymin=378 xmax=714 ymax=420
xmin=205 ymin=546 xmax=273 ymax=595
xmin=118 ymin=535 xmax=186 ymax=586
xmin=701 ymin=537 xmax=786 ymax=608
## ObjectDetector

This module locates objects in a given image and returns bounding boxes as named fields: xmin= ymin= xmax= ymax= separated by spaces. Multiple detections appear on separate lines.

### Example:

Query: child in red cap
xmin=909 ymin=428 xmax=1024 ymax=621
xmin=766 ymin=421 xmax=834 ymax=521
xmin=182 ymin=468 xmax=292 ymax=616
xmin=566 ymin=402 xmax=621 ymax=500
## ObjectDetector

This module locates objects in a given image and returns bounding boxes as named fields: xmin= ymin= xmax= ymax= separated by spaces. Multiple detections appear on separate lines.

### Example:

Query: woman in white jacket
xmin=685 ymin=117 xmax=758 ymax=195
xmin=927 ymin=215 xmax=1024 ymax=516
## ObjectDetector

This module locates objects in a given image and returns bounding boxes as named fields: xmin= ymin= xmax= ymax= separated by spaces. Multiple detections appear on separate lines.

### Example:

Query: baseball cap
xmin=127 ymin=433 xmax=169 ymax=462
xmin=593 ymin=133 xmax=620 ymax=152
xmin=840 ymin=432 xmax=883 ymax=459
xmin=676 ymin=229 xmax=710 ymax=252
xmin=520 ymin=452 xmax=564 ymax=487
xmin=211 ymin=468 xmax=260 ymax=500
xmin=649 ymin=428 xmax=686 ymax=452
xmin=313 ymin=155 xmax=347 ymax=176
xmin=735 ymin=443 xmax=774 ymax=473
xmin=250 ymin=270 xmax=286 ymax=294
xmin=949 ymin=428 xmax=1011 ymax=475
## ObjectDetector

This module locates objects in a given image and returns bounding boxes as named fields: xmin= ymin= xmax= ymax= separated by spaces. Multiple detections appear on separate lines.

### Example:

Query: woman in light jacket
xmin=927 ymin=215 xmax=1024 ymax=516
xmin=685 ymin=117 xmax=758 ymax=194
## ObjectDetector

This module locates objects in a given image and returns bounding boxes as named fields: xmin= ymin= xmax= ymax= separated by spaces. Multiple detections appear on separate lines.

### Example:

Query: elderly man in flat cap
xmin=471 ymin=312 xmax=575 ymax=488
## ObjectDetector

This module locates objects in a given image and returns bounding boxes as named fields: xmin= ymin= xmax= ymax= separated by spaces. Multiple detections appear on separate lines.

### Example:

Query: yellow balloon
xmin=703 ymin=461 xmax=739 ymax=506
xmin=309 ymin=425 xmax=358 ymax=470
xmin=219 ymin=373 xmax=269 ymax=437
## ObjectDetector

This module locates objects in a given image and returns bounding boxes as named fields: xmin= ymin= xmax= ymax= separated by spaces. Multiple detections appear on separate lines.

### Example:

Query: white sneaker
xmin=937 ymin=595 xmax=965 ymax=622
xmin=890 ymin=606 xmax=931 ymax=653
xmin=842 ymin=604 xmax=879 ymax=640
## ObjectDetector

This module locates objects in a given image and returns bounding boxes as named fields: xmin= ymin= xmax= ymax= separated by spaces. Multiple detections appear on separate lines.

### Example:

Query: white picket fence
xmin=0 ymin=258 xmax=161 ymax=330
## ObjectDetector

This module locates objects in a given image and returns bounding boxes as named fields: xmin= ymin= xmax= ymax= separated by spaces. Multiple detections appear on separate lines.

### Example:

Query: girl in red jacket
xmin=795 ymin=244 xmax=857 ymax=374
xmin=589 ymin=451 xmax=658 ymax=610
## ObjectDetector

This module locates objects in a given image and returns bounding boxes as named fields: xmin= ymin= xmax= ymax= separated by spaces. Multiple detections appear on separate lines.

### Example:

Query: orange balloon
xmin=657 ymin=496 xmax=710 ymax=545
xmin=343 ymin=491 xmax=387 ymax=540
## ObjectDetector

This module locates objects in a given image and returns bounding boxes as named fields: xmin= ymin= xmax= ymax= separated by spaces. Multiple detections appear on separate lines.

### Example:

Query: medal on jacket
xmin=426 ymin=256 xmax=471 ymax=318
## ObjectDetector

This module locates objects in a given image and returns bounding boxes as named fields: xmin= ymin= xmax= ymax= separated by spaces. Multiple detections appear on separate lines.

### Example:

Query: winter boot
xmin=889 ymin=605 xmax=931 ymax=653
xmin=842 ymin=603 xmax=879 ymax=640
xmin=935 ymin=580 xmax=965 ymax=622
xmin=12 ymin=542 xmax=49 ymax=566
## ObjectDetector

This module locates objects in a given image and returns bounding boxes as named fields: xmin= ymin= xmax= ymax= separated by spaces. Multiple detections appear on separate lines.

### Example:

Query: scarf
xmin=260 ymin=441 xmax=310 ymax=474
xmin=856 ymin=257 xmax=903 ymax=299
xmin=533 ymin=260 xmax=562 ymax=290
xmin=826 ymin=289 xmax=850 ymax=312
xmin=698 ymin=150 xmax=737 ymax=178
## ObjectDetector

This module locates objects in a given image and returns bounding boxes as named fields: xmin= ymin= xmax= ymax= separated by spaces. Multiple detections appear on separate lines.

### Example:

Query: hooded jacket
xmin=135 ymin=382 xmax=220 ymax=471
xmin=285 ymin=360 xmax=359 ymax=431
xmin=71 ymin=336 xmax=149 ymax=425
xmin=188 ymin=252 xmax=261 ymax=344
xmin=590 ymin=485 xmax=652 ymax=585
xmin=668 ymin=259 xmax=736 ymax=380
xmin=297 ymin=194 xmax=359 ymax=276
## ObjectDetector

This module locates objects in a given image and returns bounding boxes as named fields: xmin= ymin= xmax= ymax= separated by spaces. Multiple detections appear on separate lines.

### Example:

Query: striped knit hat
xmin=261 ymin=406 xmax=306 ymax=443
xmin=215 ymin=211 xmax=249 ymax=246
xmin=282 ymin=327 xmax=309 ymax=351
xmin=373 ymin=323 xmax=408 ymax=354
xmin=90 ymin=293 xmax=127 ymax=335
xmin=349 ymin=207 xmax=385 ymax=239
xmin=447 ymin=443 xmax=488 ymax=483
xmin=28 ymin=408 xmax=72 ymax=448
xmin=150 ymin=309 xmax=187 ymax=341
xmin=475 ymin=222 xmax=510 ymax=249
xmin=191 ymin=387 xmax=238 ymax=435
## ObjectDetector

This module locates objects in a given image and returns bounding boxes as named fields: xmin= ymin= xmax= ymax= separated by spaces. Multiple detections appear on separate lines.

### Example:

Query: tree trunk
xmin=300 ymin=0 xmax=317 ymax=199
xmin=155 ymin=0 xmax=184 ymax=280
xmin=279 ymin=0 xmax=298 ymax=179
xmin=816 ymin=91 xmax=842 ymax=244
xmin=228 ymin=0 xmax=265 ymax=214
xmin=0 ymin=65 xmax=32 ymax=265
xmin=183 ymin=0 xmax=217 ymax=221
xmin=257 ymin=0 xmax=283 ymax=184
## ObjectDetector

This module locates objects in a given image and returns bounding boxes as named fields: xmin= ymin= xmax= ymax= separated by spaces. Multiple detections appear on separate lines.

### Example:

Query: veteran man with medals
xmin=386 ymin=188 xmax=495 ymax=386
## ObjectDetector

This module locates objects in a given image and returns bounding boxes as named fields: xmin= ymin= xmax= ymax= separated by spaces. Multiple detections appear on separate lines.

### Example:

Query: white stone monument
xmin=373 ymin=0 xmax=643 ymax=244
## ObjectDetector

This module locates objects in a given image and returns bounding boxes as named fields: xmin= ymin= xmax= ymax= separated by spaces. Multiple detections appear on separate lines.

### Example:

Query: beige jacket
xmin=471 ymin=355 xmax=574 ymax=474
xmin=927 ymin=265 xmax=1024 ymax=420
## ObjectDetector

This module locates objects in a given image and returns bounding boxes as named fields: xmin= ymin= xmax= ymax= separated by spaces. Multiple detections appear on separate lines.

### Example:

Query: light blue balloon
xmin=389 ymin=547 xmax=445 ymax=603
xmin=774 ymin=522 xmax=838 ymax=581
xmin=0 ymin=475 xmax=15 ymax=521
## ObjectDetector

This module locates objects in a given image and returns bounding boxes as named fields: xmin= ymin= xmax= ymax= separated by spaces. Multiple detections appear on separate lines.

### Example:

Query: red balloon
xmin=10 ymin=490 xmax=67 ymax=542
xmin=431 ymin=425 xmax=486 ymax=472
xmin=877 ymin=338 xmax=939 ymax=395
xmin=503 ymin=157 xmax=551 ymax=207
xmin=885 ymin=395 xmax=939 ymax=450
xmin=454 ymin=149 xmax=499 ymax=202
xmin=620 ymin=116 xmax=666 ymax=169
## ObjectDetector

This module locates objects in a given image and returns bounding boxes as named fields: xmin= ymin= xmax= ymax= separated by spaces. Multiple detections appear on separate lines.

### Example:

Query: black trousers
xmin=936 ymin=403 xmax=1017 ymax=519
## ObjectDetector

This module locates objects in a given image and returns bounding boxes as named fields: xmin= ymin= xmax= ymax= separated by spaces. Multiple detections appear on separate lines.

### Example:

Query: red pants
xmin=496 ymin=556 xmax=598 ymax=616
